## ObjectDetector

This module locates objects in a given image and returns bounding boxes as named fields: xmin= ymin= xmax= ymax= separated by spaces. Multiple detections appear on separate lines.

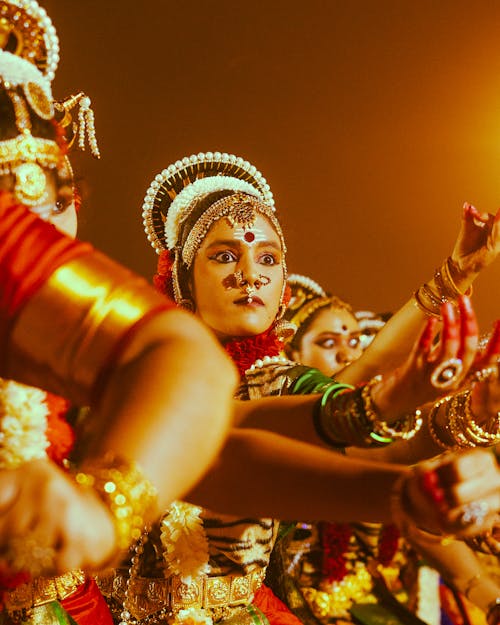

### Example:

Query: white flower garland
xmin=0 ymin=378 xmax=49 ymax=468
xmin=416 ymin=565 xmax=441 ymax=625
xmin=0 ymin=50 xmax=53 ymax=102
xmin=160 ymin=501 xmax=210 ymax=584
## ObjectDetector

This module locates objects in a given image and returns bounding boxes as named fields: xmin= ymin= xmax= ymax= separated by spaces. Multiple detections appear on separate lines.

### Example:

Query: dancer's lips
xmin=234 ymin=295 xmax=264 ymax=306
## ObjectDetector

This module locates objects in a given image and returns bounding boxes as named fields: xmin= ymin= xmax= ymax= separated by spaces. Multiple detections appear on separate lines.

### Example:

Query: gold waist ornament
xmin=3 ymin=569 xmax=85 ymax=614
xmin=98 ymin=569 xmax=265 ymax=622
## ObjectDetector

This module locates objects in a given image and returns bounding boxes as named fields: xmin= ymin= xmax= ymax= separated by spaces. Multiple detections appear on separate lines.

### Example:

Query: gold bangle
xmin=443 ymin=257 xmax=473 ymax=297
xmin=413 ymin=286 xmax=442 ymax=317
xmin=75 ymin=453 xmax=158 ymax=551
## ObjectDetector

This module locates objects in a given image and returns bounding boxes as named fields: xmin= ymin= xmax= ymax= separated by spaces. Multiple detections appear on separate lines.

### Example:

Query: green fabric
xmin=246 ymin=603 xmax=270 ymax=625
xmin=289 ymin=366 xmax=353 ymax=396
xmin=51 ymin=601 xmax=78 ymax=625
xmin=15 ymin=601 xmax=79 ymax=625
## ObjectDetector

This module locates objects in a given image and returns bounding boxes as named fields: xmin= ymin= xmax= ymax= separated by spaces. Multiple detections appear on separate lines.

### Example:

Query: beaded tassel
xmin=77 ymin=95 xmax=100 ymax=158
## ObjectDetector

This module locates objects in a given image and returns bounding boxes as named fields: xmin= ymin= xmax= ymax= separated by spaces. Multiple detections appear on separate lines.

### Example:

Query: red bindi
xmin=244 ymin=231 xmax=255 ymax=243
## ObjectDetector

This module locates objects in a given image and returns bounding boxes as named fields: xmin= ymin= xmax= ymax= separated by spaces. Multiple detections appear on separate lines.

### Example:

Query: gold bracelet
xmin=462 ymin=391 xmax=500 ymax=445
xmin=445 ymin=390 xmax=500 ymax=448
xmin=74 ymin=453 xmax=158 ymax=551
xmin=463 ymin=573 xmax=483 ymax=600
xmin=361 ymin=376 xmax=423 ymax=441
xmin=428 ymin=396 xmax=456 ymax=450
xmin=446 ymin=393 xmax=475 ymax=448
xmin=413 ymin=286 xmax=442 ymax=317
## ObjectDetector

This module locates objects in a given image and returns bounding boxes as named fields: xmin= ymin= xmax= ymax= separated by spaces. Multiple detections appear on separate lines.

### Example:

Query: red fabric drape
xmin=61 ymin=579 xmax=114 ymax=625
xmin=253 ymin=584 xmax=304 ymax=625
xmin=0 ymin=192 xmax=92 ymax=361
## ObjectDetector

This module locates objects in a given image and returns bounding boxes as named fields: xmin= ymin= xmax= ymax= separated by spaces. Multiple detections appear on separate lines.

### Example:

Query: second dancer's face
xmin=291 ymin=306 xmax=363 ymax=376
xmin=192 ymin=214 xmax=285 ymax=341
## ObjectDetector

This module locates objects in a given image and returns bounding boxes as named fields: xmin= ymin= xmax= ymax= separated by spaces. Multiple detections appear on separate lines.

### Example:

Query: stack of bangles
xmin=74 ymin=453 xmax=158 ymax=553
xmin=414 ymin=256 xmax=472 ymax=317
xmin=297 ymin=370 xmax=423 ymax=448
xmin=428 ymin=389 xmax=500 ymax=450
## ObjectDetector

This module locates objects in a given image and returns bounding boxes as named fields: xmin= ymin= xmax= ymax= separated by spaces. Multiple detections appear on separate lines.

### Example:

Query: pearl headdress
xmin=142 ymin=152 xmax=274 ymax=255
xmin=0 ymin=51 xmax=64 ymax=206
xmin=142 ymin=152 xmax=287 ymax=308
xmin=0 ymin=0 xmax=100 ymax=158
xmin=0 ymin=0 xmax=59 ymax=81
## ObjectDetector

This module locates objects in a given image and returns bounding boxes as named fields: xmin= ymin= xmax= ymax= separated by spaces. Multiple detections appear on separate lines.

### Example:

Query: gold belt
xmin=98 ymin=569 xmax=266 ymax=620
xmin=4 ymin=570 xmax=86 ymax=613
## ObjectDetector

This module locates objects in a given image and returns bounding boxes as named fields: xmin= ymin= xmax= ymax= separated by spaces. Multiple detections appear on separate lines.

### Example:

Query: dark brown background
xmin=43 ymin=0 xmax=500 ymax=328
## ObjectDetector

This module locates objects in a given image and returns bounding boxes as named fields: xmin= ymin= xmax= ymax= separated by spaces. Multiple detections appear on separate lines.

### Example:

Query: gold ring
xmin=430 ymin=358 xmax=463 ymax=389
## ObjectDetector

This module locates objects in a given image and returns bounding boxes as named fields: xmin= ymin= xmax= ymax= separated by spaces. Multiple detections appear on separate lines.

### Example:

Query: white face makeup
xmin=233 ymin=226 xmax=267 ymax=245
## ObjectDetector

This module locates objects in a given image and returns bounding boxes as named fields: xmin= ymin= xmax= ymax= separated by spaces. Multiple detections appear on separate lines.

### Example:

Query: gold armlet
xmin=75 ymin=453 xmax=158 ymax=551
xmin=7 ymin=250 xmax=171 ymax=405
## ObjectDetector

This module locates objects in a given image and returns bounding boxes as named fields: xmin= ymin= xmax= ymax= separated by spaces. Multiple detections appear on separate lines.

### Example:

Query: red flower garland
xmin=320 ymin=521 xmax=352 ymax=582
xmin=0 ymin=562 xmax=30 ymax=609
xmin=223 ymin=329 xmax=283 ymax=378
xmin=320 ymin=521 xmax=400 ymax=584
xmin=44 ymin=392 xmax=75 ymax=467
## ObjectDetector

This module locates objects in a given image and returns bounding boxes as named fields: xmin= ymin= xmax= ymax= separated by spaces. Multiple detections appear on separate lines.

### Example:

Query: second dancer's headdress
xmin=284 ymin=274 xmax=358 ymax=348
xmin=0 ymin=0 xmax=100 ymax=212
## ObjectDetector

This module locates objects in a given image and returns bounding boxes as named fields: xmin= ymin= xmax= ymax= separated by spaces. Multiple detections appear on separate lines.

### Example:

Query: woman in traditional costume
xmin=272 ymin=275 xmax=500 ymax=625
xmin=0 ymin=6 xmax=237 ymax=623
xmin=96 ymin=153 xmax=500 ymax=625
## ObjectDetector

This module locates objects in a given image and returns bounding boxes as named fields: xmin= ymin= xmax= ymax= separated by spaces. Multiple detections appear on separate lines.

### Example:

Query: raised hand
xmin=397 ymin=449 xmax=500 ymax=538
xmin=371 ymin=296 xmax=479 ymax=421
xmin=451 ymin=203 xmax=500 ymax=280
xmin=0 ymin=459 xmax=116 ymax=576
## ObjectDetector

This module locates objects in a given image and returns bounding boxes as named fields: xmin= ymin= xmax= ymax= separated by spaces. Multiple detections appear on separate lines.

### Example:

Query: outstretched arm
xmin=237 ymin=298 xmax=500 ymax=464
xmin=188 ymin=428 xmax=500 ymax=540
xmin=337 ymin=203 xmax=500 ymax=385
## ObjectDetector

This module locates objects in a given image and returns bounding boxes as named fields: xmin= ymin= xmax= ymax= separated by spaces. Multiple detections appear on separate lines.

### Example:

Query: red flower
xmin=378 ymin=524 xmax=399 ymax=566
xmin=44 ymin=392 xmax=75 ymax=467
xmin=0 ymin=561 xmax=30 ymax=609
xmin=153 ymin=250 xmax=175 ymax=300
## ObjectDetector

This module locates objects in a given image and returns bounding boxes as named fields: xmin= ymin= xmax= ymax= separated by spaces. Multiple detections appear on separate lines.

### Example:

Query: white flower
xmin=174 ymin=607 xmax=213 ymax=625
xmin=0 ymin=379 xmax=49 ymax=468
xmin=160 ymin=501 xmax=210 ymax=583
